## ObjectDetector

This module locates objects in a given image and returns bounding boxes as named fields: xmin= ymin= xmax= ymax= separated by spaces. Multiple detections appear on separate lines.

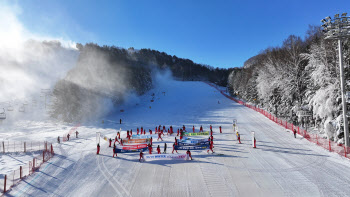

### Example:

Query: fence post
xmin=4 ymin=175 xmax=6 ymax=193
xmin=24 ymin=142 xmax=26 ymax=152
xmin=345 ymin=146 xmax=347 ymax=157
xmin=20 ymin=166 xmax=22 ymax=179
xmin=329 ymin=140 xmax=331 ymax=152
xmin=43 ymin=151 xmax=45 ymax=162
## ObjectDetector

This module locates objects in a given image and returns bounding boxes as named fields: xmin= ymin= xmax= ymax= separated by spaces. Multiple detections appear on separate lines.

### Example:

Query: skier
xmin=149 ymin=129 xmax=152 ymax=135
xmin=113 ymin=144 xmax=117 ymax=158
xmin=67 ymin=134 xmax=70 ymax=141
xmin=170 ymin=126 xmax=173 ymax=134
xmin=120 ymin=119 xmax=122 ymax=124
xmin=155 ymin=127 xmax=158 ymax=134
xmin=139 ymin=151 xmax=144 ymax=162
xmin=293 ymin=129 xmax=297 ymax=138
xmin=163 ymin=125 xmax=166 ymax=131
xmin=219 ymin=126 xmax=222 ymax=133
xmin=57 ymin=136 xmax=60 ymax=144
xmin=193 ymin=126 xmax=195 ymax=133
xmin=175 ymin=137 xmax=178 ymax=145
xmin=97 ymin=143 xmax=100 ymax=155
xmin=150 ymin=137 xmax=153 ymax=146
xmin=180 ymin=129 xmax=184 ymax=140
xmin=200 ymin=125 xmax=203 ymax=132
xmin=210 ymin=125 xmax=212 ymax=131
xmin=161 ymin=128 xmax=164 ymax=136
xmin=109 ymin=138 xmax=112 ymax=147
xmin=210 ymin=129 xmax=213 ymax=136
xmin=75 ymin=131 xmax=79 ymax=138
xmin=183 ymin=125 xmax=185 ymax=131
xmin=137 ymin=127 xmax=140 ymax=135
xmin=211 ymin=135 xmax=214 ymax=148
xmin=172 ymin=143 xmax=178 ymax=154
xmin=177 ymin=128 xmax=180 ymax=136
xmin=130 ymin=129 xmax=133 ymax=136
xmin=117 ymin=132 xmax=121 ymax=139
xmin=148 ymin=143 xmax=153 ymax=154
xmin=158 ymin=131 xmax=163 ymax=141
xmin=163 ymin=143 xmax=167 ymax=153
xmin=157 ymin=145 xmax=161 ymax=154
xmin=186 ymin=149 xmax=193 ymax=160
xmin=141 ymin=127 xmax=143 ymax=135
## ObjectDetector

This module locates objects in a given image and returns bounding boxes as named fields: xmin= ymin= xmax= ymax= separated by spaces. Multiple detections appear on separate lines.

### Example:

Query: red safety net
xmin=204 ymin=82 xmax=350 ymax=159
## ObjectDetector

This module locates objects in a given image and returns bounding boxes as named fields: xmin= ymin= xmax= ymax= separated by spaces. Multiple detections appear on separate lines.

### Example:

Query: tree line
xmin=228 ymin=25 xmax=350 ymax=143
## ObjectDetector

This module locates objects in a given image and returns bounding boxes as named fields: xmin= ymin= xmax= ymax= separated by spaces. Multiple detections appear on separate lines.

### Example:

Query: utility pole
xmin=321 ymin=13 xmax=350 ymax=146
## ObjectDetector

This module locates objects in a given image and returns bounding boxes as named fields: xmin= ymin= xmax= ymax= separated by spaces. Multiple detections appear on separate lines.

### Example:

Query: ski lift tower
xmin=40 ymin=89 xmax=52 ymax=110
xmin=321 ymin=13 xmax=350 ymax=147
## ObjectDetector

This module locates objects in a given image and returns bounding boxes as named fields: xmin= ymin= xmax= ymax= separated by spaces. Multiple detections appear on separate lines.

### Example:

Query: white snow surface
xmin=3 ymin=80 xmax=350 ymax=197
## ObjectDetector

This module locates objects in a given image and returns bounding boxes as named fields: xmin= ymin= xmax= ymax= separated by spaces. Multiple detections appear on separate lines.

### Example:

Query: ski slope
xmin=5 ymin=80 xmax=350 ymax=197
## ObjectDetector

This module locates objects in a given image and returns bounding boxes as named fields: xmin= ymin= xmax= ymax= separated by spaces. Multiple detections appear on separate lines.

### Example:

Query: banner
xmin=175 ymin=144 xmax=209 ymax=150
xmin=115 ymin=147 xmax=148 ymax=153
xmin=180 ymin=138 xmax=207 ymax=143
xmin=143 ymin=154 xmax=187 ymax=161
xmin=122 ymin=138 xmax=150 ymax=144
xmin=116 ymin=144 xmax=147 ymax=150
xmin=184 ymin=131 xmax=209 ymax=136
xmin=132 ymin=134 xmax=158 ymax=139
xmin=178 ymin=141 xmax=210 ymax=146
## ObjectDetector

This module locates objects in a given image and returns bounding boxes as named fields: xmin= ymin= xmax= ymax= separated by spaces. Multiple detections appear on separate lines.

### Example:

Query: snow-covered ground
xmin=3 ymin=80 xmax=350 ymax=197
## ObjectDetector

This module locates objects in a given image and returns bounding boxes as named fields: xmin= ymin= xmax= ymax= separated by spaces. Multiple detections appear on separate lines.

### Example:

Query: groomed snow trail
xmin=6 ymin=80 xmax=350 ymax=197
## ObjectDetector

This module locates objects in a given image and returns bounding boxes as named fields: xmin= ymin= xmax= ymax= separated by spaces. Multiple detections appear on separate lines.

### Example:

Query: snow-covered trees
xmin=228 ymin=27 xmax=350 ymax=143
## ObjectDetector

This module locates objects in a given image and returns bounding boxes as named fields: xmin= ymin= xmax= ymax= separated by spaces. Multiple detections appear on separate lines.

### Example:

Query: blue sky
xmin=10 ymin=0 xmax=350 ymax=68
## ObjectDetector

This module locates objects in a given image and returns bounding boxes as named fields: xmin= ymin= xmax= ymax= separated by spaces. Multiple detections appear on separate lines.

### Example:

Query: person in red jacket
xmin=150 ymin=137 xmax=153 ymax=146
xmin=207 ymin=139 xmax=214 ymax=153
xmin=137 ymin=127 xmax=139 ymax=135
xmin=219 ymin=126 xmax=222 ymax=133
xmin=127 ymin=131 xmax=131 ymax=140
xmin=148 ymin=143 xmax=152 ymax=154
xmin=97 ymin=143 xmax=100 ymax=155
xmin=175 ymin=137 xmax=178 ymax=145
xmin=210 ymin=125 xmax=212 ymax=131
xmin=163 ymin=126 xmax=166 ymax=131
xmin=200 ymin=125 xmax=203 ymax=132
xmin=109 ymin=138 xmax=112 ymax=147
xmin=183 ymin=125 xmax=185 ymax=131
xmin=157 ymin=145 xmax=161 ymax=154
xmin=130 ymin=129 xmax=133 ymax=136
xmin=113 ymin=144 xmax=117 ymax=157
xmin=117 ymin=132 xmax=120 ymax=139
xmin=155 ymin=127 xmax=158 ymax=133
xmin=177 ymin=128 xmax=180 ymax=136
xmin=172 ymin=143 xmax=178 ymax=154
xmin=115 ymin=136 xmax=119 ymax=144
xmin=139 ymin=151 xmax=144 ymax=162
xmin=170 ymin=126 xmax=173 ymax=134
xmin=237 ymin=132 xmax=241 ymax=144
xmin=141 ymin=127 xmax=143 ymax=134
xmin=210 ymin=129 xmax=213 ymax=136
xmin=186 ymin=149 xmax=193 ymax=160
xmin=149 ymin=129 xmax=152 ymax=135
xmin=180 ymin=129 xmax=184 ymax=140
xmin=158 ymin=131 xmax=163 ymax=141
xmin=192 ymin=126 xmax=195 ymax=133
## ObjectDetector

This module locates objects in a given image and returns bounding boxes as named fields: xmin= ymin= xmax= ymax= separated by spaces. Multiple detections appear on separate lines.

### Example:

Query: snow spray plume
xmin=51 ymin=44 xmax=153 ymax=122
xmin=0 ymin=2 xmax=79 ymax=125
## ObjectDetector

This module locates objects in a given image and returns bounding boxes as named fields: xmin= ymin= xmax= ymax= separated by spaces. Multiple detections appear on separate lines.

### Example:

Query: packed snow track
xmin=5 ymin=81 xmax=350 ymax=197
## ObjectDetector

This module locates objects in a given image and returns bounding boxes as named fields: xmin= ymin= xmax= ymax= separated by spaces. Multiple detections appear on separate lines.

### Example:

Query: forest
xmin=228 ymin=25 xmax=350 ymax=143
